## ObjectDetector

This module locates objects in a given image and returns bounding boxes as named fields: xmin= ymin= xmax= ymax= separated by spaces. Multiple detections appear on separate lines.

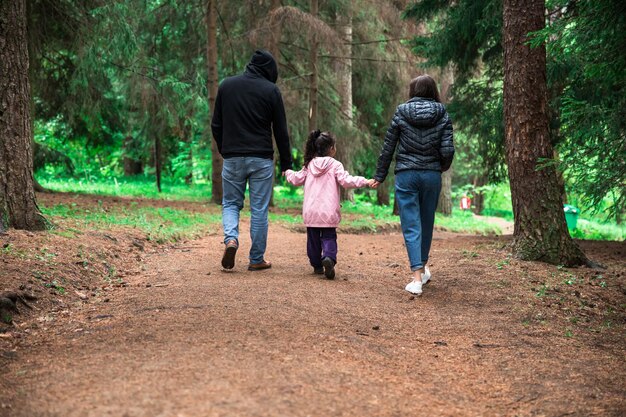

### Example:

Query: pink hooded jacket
xmin=285 ymin=157 xmax=369 ymax=228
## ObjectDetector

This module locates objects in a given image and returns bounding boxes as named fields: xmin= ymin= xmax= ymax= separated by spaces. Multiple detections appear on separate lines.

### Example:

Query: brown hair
xmin=409 ymin=75 xmax=441 ymax=102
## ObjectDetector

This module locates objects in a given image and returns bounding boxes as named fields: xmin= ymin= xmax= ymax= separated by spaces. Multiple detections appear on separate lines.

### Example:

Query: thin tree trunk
xmin=308 ymin=0 xmax=318 ymax=133
xmin=503 ymin=0 xmax=586 ymax=266
xmin=179 ymin=120 xmax=193 ymax=185
xmin=268 ymin=0 xmax=281 ymax=207
xmin=207 ymin=0 xmax=223 ymax=204
xmin=334 ymin=12 xmax=355 ymax=202
xmin=0 ymin=0 xmax=46 ymax=232
xmin=437 ymin=167 xmax=453 ymax=216
xmin=436 ymin=65 xmax=454 ymax=215
xmin=472 ymin=174 xmax=487 ymax=215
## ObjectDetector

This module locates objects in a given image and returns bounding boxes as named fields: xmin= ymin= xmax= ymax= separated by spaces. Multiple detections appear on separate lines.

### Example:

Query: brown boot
xmin=248 ymin=260 xmax=272 ymax=271
xmin=221 ymin=240 xmax=238 ymax=269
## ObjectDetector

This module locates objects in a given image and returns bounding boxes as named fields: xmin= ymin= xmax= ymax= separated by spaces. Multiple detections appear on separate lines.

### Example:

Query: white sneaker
xmin=422 ymin=266 xmax=431 ymax=285
xmin=405 ymin=280 xmax=422 ymax=295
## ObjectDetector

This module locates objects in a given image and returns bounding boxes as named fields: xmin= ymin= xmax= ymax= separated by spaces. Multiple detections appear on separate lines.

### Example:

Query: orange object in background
xmin=460 ymin=196 xmax=472 ymax=210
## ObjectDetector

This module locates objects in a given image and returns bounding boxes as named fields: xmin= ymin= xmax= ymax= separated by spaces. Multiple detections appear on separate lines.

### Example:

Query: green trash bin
xmin=563 ymin=204 xmax=579 ymax=230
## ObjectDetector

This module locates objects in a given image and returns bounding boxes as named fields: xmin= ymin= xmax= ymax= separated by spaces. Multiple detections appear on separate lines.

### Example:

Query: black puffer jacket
xmin=374 ymin=97 xmax=454 ymax=182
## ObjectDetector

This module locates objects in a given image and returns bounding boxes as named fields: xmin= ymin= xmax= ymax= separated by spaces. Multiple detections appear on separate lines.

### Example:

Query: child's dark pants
xmin=306 ymin=227 xmax=337 ymax=268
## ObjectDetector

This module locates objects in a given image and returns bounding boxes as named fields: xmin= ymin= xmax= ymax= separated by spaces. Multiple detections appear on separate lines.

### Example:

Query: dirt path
xmin=2 ymin=223 xmax=625 ymax=416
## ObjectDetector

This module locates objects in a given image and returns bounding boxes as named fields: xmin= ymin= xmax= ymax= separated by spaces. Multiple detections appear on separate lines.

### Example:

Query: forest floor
xmin=0 ymin=193 xmax=625 ymax=417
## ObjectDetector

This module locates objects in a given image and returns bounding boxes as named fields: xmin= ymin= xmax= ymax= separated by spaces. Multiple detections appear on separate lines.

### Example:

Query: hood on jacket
xmin=398 ymin=97 xmax=446 ymax=128
xmin=245 ymin=50 xmax=278 ymax=83
xmin=307 ymin=157 xmax=336 ymax=177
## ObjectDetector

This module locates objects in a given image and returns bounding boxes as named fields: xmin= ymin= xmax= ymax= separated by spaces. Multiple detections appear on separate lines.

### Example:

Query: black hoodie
xmin=211 ymin=50 xmax=293 ymax=171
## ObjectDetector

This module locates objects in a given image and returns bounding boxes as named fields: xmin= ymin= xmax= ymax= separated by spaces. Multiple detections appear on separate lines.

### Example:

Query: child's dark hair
xmin=304 ymin=129 xmax=336 ymax=167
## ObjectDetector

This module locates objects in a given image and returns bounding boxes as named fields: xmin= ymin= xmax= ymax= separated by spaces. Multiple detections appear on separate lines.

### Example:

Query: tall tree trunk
xmin=436 ymin=65 xmax=454 ymax=216
xmin=437 ymin=167 xmax=453 ymax=216
xmin=207 ymin=0 xmax=223 ymax=204
xmin=308 ymin=0 xmax=318 ymax=133
xmin=309 ymin=0 xmax=319 ymax=132
xmin=268 ymin=0 xmax=281 ymax=207
xmin=334 ymin=12 xmax=355 ymax=202
xmin=503 ymin=0 xmax=586 ymax=266
xmin=0 ymin=0 xmax=46 ymax=232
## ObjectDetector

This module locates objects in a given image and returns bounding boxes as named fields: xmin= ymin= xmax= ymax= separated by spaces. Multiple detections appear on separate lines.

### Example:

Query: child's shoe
xmin=313 ymin=267 xmax=324 ymax=275
xmin=405 ymin=279 xmax=423 ymax=295
xmin=322 ymin=257 xmax=336 ymax=280
xmin=422 ymin=266 xmax=431 ymax=285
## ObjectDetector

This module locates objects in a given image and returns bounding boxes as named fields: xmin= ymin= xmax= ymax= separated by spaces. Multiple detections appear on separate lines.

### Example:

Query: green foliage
xmin=405 ymin=0 xmax=625 ymax=221
xmin=38 ymin=175 xmax=212 ymax=202
xmin=479 ymin=183 xmax=513 ymax=220
xmin=531 ymin=0 xmax=626 ymax=220
xmin=404 ymin=0 xmax=507 ymax=185
xmin=570 ymin=220 xmax=626 ymax=242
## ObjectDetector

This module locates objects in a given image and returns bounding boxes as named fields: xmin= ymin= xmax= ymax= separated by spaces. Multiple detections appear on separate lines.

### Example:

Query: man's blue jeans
xmin=395 ymin=170 xmax=441 ymax=271
xmin=222 ymin=157 xmax=274 ymax=264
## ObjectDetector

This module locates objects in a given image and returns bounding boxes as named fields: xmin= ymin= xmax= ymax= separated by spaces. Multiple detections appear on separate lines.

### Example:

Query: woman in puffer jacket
xmin=372 ymin=75 xmax=455 ymax=296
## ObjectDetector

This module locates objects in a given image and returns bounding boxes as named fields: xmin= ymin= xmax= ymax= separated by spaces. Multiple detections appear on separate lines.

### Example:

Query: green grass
xmin=42 ymin=202 xmax=221 ymax=243
xmin=274 ymin=194 xmax=501 ymax=235
xmin=38 ymin=175 xmax=212 ymax=202
xmin=570 ymin=219 xmax=625 ymax=241
xmin=38 ymin=175 xmax=501 ymax=236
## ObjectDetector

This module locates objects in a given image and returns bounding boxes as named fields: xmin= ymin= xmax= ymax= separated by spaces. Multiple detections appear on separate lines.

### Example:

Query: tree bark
xmin=308 ymin=0 xmax=318 ymax=133
xmin=436 ymin=65 xmax=454 ymax=216
xmin=503 ymin=0 xmax=586 ymax=266
xmin=268 ymin=0 xmax=281 ymax=208
xmin=437 ymin=167 xmax=453 ymax=216
xmin=471 ymin=174 xmax=487 ymax=215
xmin=334 ymin=11 xmax=355 ymax=202
xmin=207 ymin=0 xmax=223 ymax=204
xmin=0 ymin=0 xmax=47 ymax=232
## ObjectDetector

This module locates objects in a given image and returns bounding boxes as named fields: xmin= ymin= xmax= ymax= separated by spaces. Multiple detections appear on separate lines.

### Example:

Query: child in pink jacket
xmin=285 ymin=130 xmax=374 ymax=279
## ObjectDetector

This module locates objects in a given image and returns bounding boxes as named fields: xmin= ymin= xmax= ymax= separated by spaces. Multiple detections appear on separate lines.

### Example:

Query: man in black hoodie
xmin=211 ymin=50 xmax=293 ymax=271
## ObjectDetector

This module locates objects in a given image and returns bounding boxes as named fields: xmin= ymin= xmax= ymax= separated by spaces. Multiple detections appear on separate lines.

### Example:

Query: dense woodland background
xmin=1 ymin=0 xmax=625 ymax=261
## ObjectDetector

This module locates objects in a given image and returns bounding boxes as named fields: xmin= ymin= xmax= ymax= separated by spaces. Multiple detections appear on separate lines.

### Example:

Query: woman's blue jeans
xmin=395 ymin=170 xmax=442 ymax=271
xmin=222 ymin=157 xmax=274 ymax=264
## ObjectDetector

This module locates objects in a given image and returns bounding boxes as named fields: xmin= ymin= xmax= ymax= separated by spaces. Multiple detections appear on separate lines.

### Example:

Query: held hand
xmin=367 ymin=179 xmax=380 ymax=188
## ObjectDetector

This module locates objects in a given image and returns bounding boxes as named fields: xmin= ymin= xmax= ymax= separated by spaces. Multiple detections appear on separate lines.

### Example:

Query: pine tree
xmin=0 ymin=0 xmax=47 ymax=231
xmin=503 ymin=0 xmax=586 ymax=265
